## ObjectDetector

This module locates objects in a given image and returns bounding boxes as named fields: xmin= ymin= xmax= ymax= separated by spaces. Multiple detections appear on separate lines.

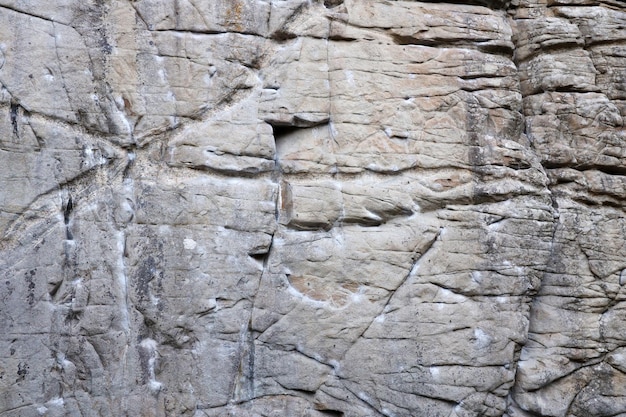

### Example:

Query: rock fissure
xmin=1 ymin=0 xmax=625 ymax=416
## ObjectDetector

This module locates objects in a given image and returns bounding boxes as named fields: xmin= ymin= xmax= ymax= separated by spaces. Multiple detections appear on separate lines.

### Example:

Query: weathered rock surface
xmin=0 ymin=0 xmax=625 ymax=416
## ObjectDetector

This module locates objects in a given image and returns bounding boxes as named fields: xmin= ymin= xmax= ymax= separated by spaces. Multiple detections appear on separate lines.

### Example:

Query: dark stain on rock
xmin=24 ymin=270 xmax=36 ymax=306
xmin=9 ymin=101 xmax=18 ymax=137
xmin=135 ymin=256 xmax=158 ymax=302
xmin=137 ymin=344 xmax=151 ymax=385
xmin=64 ymin=309 xmax=81 ymax=325
xmin=16 ymin=362 xmax=28 ymax=381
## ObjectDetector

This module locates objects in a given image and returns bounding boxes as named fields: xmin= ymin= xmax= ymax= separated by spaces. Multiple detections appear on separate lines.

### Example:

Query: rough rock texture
xmin=0 ymin=0 xmax=625 ymax=416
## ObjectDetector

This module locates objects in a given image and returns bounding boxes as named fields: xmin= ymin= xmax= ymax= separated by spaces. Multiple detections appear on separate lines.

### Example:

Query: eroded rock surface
xmin=0 ymin=1 xmax=624 ymax=416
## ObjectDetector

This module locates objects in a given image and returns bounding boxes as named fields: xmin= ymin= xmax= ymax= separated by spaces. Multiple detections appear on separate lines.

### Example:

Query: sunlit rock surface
xmin=0 ymin=1 xmax=625 ymax=416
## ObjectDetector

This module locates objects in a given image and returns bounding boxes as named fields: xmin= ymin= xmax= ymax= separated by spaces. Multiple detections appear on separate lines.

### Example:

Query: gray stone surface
xmin=0 ymin=1 xmax=625 ymax=416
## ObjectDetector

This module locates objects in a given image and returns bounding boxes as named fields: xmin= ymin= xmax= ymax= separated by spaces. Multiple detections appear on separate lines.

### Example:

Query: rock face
xmin=0 ymin=0 xmax=625 ymax=416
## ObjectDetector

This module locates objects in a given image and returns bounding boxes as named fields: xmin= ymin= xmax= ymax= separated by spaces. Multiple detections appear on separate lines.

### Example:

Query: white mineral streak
xmin=0 ymin=0 xmax=625 ymax=416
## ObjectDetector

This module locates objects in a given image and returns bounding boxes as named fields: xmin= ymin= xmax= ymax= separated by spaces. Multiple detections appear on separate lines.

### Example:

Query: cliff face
xmin=0 ymin=1 xmax=625 ymax=416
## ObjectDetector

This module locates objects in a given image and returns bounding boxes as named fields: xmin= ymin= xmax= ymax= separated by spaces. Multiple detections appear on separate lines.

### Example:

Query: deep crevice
xmin=270 ymin=124 xmax=302 ymax=141
xmin=48 ymin=280 xmax=63 ymax=298
xmin=404 ymin=0 xmax=509 ymax=8
xmin=514 ymin=41 xmax=584 ymax=63
xmin=317 ymin=409 xmax=344 ymax=416
xmin=63 ymin=195 xmax=74 ymax=240
xmin=391 ymin=35 xmax=514 ymax=57
xmin=544 ymin=162 xmax=626 ymax=177
xmin=271 ymin=30 xmax=298 ymax=41
xmin=249 ymin=253 xmax=267 ymax=263
xmin=324 ymin=0 xmax=344 ymax=8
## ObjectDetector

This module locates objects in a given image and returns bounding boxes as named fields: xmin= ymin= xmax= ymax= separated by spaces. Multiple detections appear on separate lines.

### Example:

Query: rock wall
xmin=0 ymin=1 xmax=625 ymax=416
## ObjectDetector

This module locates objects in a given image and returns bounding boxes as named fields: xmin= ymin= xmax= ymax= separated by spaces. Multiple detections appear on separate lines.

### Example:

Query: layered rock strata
xmin=0 ymin=1 xmax=625 ymax=416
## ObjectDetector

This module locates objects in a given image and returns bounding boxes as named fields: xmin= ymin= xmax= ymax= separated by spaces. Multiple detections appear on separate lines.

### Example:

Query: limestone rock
xmin=0 ymin=1 xmax=625 ymax=417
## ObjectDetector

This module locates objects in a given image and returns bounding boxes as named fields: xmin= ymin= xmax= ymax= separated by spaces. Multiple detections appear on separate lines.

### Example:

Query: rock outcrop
xmin=0 ymin=1 xmax=625 ymax=416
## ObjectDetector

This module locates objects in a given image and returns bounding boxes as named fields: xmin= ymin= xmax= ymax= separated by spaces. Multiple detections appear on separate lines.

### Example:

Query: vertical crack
xmin=10 ymin=100 xmax=19 ymax=138
xmin=232 ymin=122 xmax=280 ymax=402
xmin=506 ymin=5 xmax=566 ymax=414
xmin=63 ymin=193 xmax=74 ymax=240
xmin=232 ymin=320 xmax=256 ymax=403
